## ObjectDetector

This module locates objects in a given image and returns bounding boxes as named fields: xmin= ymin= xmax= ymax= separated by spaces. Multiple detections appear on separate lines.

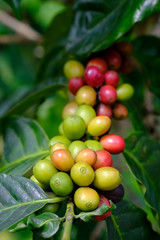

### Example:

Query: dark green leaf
xmin=0 ymin=174 xmax=65 ymax=232
xmin=75 ymin=203 xmax=116 ymax=222
xmin=123 ymin=132 xmax=160 ymax=228
xmin=124 ymin=101 xmax=147 ymax=131
xmin=44 ymin=7 xmax=73 ymax=52
xmin=107 ymin=200 xmax=159 ymax=239
xmin=0 ymin=116 xmax=49 ymax=175
xmin=0 ymin=78 xmax=67 ymax=121
xmin=4 ymin=0 xmax=21 ymax=19
xmin=37 ymin=45 xmax=68 ymax=83
xmin=66 ymin=0 xmax=160 ymax=56
xmin=133 ymin=35 xmax=160 ymax=97
xmin=28 ymin=213 xmax=60 ymax=238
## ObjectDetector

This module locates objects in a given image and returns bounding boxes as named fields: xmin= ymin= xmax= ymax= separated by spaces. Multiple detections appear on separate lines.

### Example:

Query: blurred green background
xmin=0 ymin=0 xmax=158 ymax=239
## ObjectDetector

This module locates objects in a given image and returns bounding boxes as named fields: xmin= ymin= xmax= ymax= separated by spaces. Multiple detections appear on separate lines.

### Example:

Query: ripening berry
xmin=68 ymin=77 xmax=85 ymax=95
xmin=96 ymin=103 xmax=112 ymax=118
xmin=104 ymin=49 xmax=122 ymax=70
xmin=112 ymin=103 xmax=128 ymax=120
xmin=86 ymin=58 xmax=108 ymax=73
xmin=100 ymin=134 xmax=125 ymax=154
xmin=99 ymin=85 xmax=117 ymax=105
xmin=63 ymin=60 xmax=85 ymax=79
xmin=104 ymin=70 xmax=120 ymax=87
xmin=84 ymin=66 xmax=104 ymax=88
xmin=76 ymin=86 xmax=97 ymax=106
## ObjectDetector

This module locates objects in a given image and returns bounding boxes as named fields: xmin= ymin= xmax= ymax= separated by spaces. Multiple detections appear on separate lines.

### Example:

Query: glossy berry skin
xmin=93 ymin=167 xmax=121 ymax=191
xmin=104 ymin=50 xmax=122 ymax=70
xmin=113 ymin=103 xmax=128 ymax=120
xmin=104 ymin=70 xmax=120 ymax=87
xmin=62 ymin=101 xmax=78 ymax=119
xmin=49 ymin=135 xmax=71 ymax=148
xmin=84 ymin=66 xmax=104 ymax=88
xmin=70 ymin=162 xmax=95 ymax=186
xmin=63 ymin=60 xmax=85 ymax=79
xmin=116 ymin=83 xmax=134 ymax=101
xmin=100 ymin=134 xmax=125 ymax=154
xmin=99 ymin=85 xmax=117 ymax=105
xmin=96 ymin=103 xmax=112 ymax=118
xmin=93 ymin=150 xmax=113 ymax=170
xmin=76 ymin=85 xmax=97 ymax=107
xmin=74 ymin=187 xmax=100 ymax=211
xmin=33 ymin=160 xmax=58 ymax=185
xmin=86 ymin=58 xmax=108 ymax=73
xmin=68 ymin=140 xmax=87 ymax=159
xmin=116 ymin=41 xmax=133 ymax=56
xmin=68 ymin=77 xmax=84 ymax=95
xmin=50 ymin=142 xmax=68 ymax=156
xmin=120 ymin=58 xmax=133 ymax=74
xmin=75 ymin=104 xmax=96 ymax=125
xmin=50 ymin=172 xmax=74 ymax=197
xmin=51 ymin=149 xmax=75 ymax=172
xmin=75 ymin=148 xmax=97 ymax=166
xmin=85 ymin=140 xmax=103 ymax=151
xmin=87 ymin=116 xmax=111 ymax=137
xmin=62 ymin=115 xmax=86 ymax=140
xmin=93 ymin=195 xmax=111 ymax=221
xmin=104 ymin=184 xmax=125 ymax=203
xmin=30 ymin=175 xmax=48 ymax=190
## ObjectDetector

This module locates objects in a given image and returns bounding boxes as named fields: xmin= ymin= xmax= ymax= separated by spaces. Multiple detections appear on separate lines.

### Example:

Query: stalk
xmin=61 ymin=199 xmax=74 ymax=240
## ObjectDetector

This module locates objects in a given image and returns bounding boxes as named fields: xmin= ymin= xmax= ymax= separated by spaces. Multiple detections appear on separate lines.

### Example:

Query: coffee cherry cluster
xmin=63 ymin=41 xmax=134 ymax=121
xmin=31 ymin=41 xmax=134 ymax=221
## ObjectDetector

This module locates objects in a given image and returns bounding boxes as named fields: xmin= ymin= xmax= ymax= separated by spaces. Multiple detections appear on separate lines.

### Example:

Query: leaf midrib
xmin=0 ymin=150 xmax=49 ymax=172
xmin=0 ymin=196 xmax=66 ymax=213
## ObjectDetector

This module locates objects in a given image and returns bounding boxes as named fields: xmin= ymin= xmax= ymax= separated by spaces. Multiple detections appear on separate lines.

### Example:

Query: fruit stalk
xmin=61 ymin=199 xmax=74 ymax=240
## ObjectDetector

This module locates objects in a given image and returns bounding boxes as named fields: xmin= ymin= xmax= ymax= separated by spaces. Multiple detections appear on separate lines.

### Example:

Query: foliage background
xmin=0 ymin=0 xmax=160 ymax=239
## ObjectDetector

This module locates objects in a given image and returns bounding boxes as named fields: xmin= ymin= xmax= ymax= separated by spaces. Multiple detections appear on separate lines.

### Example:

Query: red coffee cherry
xmin=100 ymin=134 xmax=125 ymax=154
xmin=116 ymin=41 xmax=133 ymax=56
xmin=99 ymin=85 xmax=117 ymax=105
xmin=104 ymin=49 xmax=122 ymax=70
xmin=93 ymin=150 xmax=113 ymax=170
xmin=84 ymin=66 xmax=104 ymax=88
xmin=68 ymin=77 xmax=84 ymax=95
xmin=112 ymin=103 xmax=128 ymax=120
xmin=104 ymin=70 xmax=120 ymax=87
xmin=104 ymin=184 xmax=125 ymax=203
xmin=93 ymin=195 xmax=112 ymax=221
xmin=120 ymin=58 xmax=133 ymax=74
xmin=86 ymin=58 xmax=108 ymax=73
xmin=96 ymin=103 xmax=112 ymax=118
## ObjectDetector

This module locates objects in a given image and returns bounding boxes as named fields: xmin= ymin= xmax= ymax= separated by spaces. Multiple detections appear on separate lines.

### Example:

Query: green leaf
xmin=66 ymin=0 xmax=160 ymax=56
xmin=28 ymin=212 xmax=60 ymax=238
xmin=0 ymin=116 xmax=49 ymax=175
xmin=107 ymin=200 xmax=159 ymax=239
xmin=133 ymin=35 xmax=160 ymax=97
xmin=75 ymin=203 xmax=116 ymax=222
xmin=123 ymin=132 xmax=160 ymax=228
xmin=4 ymin=0 xmax=21 ymax=19
xmin=0 ymin=78 xmax=67 ymax=121
xmin=124 ymin=101 xmax=147 ymax=131
xmin=0 ymin=174 xmax=65 ymax=232
xmin=44 ymin=7 xmax=73 ymax=52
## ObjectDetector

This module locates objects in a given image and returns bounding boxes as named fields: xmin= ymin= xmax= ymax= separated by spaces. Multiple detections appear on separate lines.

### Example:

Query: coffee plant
xmin=0 ymin=0 xmax=160 ymax=240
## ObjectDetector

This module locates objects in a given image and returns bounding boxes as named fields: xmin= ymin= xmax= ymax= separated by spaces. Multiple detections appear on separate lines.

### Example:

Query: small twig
xmin=61 ymin=199 xmax=74 ymax=240
xmin=0 ymin=10 xmax=41 ymax=42
xmin=0 ymin=34 xmax=32 ymax=44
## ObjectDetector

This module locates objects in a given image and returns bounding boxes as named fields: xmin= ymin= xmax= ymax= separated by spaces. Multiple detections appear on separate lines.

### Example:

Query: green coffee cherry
xmin=116 ymin=83 xmax=134 ymax=101
xmin=63 ymin=60 xmax=85 ymax=79
xmin=75 ymin=104 xmax=96 ymax=125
